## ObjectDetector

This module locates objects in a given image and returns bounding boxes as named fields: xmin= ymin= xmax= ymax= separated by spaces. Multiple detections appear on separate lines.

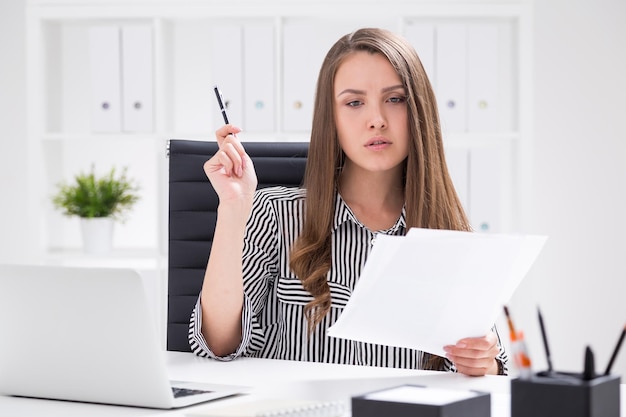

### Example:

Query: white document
xmin=327 ymin=228 xmax=547 ymax=357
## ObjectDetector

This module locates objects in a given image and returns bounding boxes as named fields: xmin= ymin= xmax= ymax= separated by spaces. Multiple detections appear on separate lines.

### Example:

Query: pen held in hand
xmin=213 ymin=85 xmax=230 ymax=125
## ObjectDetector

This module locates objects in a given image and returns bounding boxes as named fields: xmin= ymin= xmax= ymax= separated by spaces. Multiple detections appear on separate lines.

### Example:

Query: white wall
xmin=0 ymin=0 xmax=29 ymax=264
xmin=510 ymin=0 xmax=626 ymax=378
xmin=1 ymin=0 xmax=624 ymax=378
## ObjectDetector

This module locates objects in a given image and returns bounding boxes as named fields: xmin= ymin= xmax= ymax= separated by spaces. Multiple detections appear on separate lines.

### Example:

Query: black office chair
xmin=167 ymin=139 xmax=309 ymax=352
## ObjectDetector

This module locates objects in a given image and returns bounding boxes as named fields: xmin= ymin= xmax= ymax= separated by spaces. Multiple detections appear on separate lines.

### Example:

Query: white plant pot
xmin=80 ymin=217 xmax=114 ymax=255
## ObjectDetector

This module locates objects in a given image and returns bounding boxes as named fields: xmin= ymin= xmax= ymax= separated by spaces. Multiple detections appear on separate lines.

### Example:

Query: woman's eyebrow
xmin=337 ymin=88 xmax=365 ymax=97
xmin=337 ymin=85 xmax=406 ymax=97
xmin=382 ymin=84 xmax=406 ymax=93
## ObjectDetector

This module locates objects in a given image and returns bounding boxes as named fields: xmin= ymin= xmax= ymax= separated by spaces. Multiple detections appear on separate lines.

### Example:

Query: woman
xmin=189 ymin=27 xmax=508 ymax=376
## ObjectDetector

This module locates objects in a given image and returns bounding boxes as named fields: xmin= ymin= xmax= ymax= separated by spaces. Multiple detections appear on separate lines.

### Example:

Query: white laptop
xmin=0 ymin=264 xmax=247 ymax=409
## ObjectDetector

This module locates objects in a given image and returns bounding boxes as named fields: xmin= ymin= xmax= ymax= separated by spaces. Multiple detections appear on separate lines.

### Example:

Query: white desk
xmin=0 ymin=351 xmax=623 ymax=416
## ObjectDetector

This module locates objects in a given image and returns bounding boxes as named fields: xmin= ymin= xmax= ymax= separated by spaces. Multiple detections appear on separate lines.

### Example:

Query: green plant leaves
xmin=52 ymin=166 xmax=140 ymax=221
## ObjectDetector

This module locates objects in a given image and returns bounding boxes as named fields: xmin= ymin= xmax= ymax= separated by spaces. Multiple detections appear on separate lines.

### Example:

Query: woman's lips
xmin=366 ymin=138 xmax=390 ymax=149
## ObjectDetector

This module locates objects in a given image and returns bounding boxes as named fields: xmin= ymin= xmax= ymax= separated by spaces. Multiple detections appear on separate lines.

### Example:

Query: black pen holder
xmin=511 ymin=373 xmax=621 ymax=417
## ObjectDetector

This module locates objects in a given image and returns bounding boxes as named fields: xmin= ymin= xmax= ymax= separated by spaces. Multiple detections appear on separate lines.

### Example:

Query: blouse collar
xmin=333 ymin=192 xmax=407 ymax=234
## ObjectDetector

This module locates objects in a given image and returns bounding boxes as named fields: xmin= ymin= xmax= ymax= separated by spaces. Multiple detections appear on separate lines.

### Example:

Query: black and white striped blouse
xmin=189 ymin=186 xmax=508 ymax=373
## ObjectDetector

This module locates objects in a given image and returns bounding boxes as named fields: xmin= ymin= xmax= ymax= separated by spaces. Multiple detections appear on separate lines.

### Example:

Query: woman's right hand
xmin=200 ymin=125 xmax=254 ymax=355
xmin=203 ymin=125 xmax=258 ymax=205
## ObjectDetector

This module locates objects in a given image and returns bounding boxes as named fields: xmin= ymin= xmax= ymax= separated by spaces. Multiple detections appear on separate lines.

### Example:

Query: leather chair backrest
xmin=167 ymin=139 xmax=308 ymax=351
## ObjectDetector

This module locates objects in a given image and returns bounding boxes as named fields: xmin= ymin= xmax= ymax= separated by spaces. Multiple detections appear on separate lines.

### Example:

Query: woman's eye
xmin=347 ymin=100 xmax=363 ymax=108
xmin=388 ymin=96 xmax=406 ymax=104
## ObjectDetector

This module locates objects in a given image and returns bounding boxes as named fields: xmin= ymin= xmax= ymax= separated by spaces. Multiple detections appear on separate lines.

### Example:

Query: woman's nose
xmin=368 ymin=106 xmax=386 ymax=129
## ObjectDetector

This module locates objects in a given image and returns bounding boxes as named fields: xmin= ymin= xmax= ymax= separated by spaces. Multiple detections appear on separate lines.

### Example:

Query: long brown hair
xmin=289 ymin=27 xmax=471 ymax=344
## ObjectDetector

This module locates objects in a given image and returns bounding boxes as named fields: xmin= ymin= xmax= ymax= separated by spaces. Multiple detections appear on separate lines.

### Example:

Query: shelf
xmin=27 ymin=1 xmax=528 ymax=20
xmin=43 ymin=248 xmax=166 ymax=270
xmin=40 ymin=133 xmax=164 ymax=142
xmin=28 ymin=6 xmax=529 ymax=252
xmin=443 ymin=132 xmax=522 ymax=148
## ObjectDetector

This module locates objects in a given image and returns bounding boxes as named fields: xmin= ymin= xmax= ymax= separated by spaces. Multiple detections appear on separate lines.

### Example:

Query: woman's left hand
xmin=443 ymin=332 xmax=500 ymax=376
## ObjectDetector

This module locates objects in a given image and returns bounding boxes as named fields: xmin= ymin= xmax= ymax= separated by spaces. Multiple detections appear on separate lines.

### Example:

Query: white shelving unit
xmin=25 ymin=0 xmax=533 ymax=343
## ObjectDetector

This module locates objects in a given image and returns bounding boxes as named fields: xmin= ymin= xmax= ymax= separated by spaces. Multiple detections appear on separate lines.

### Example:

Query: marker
xmin=503 ymin=305 xmax=533 ymax=378
xmin=583 ymin=345 xmax=595 ymax=380
xmin=604 ymin=324 xmax=626 ymax=375
xmin=213 ymin=85 xmax=230 ymax=124
xmin=537 ymin=307 xmax=554 ymax=373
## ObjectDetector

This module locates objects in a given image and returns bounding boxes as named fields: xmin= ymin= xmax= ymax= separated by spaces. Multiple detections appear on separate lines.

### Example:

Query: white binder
xmin=436 ymin=24 xmax=468 ymax=133
xmin=121 ymin=25 xmax=154 ymax=132
xmin=467 ymin=24 xmax=499 ymax=132
xmin=243 ymin=24 xmax=275 ymax=132
xmin=89 ymin=26 xmax=122 ymax=132
xmin=282 ymin=21 xmax=320 ymax=132
xmin=469 ymin=146 xmax=501 ymax=233
xmin=171 ymin=21 xmax=213 ymax=134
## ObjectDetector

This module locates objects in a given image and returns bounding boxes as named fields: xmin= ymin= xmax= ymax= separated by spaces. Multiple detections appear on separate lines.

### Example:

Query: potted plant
xmin=52 ymin=165 xmax=140 ymax=255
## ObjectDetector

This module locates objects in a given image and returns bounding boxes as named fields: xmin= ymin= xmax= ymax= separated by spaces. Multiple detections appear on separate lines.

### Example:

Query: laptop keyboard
xmin=172 ymin=387 xmax=214 ymax=398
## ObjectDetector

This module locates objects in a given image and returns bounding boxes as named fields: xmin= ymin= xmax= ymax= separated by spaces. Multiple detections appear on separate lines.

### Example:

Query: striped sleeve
xmin=188 ymin=294 xmax=258 ymax=361
xmin=240 ymin=189 xmax=281 ymax=317
xmin=188 ymin=188 xmax=283 ymax=359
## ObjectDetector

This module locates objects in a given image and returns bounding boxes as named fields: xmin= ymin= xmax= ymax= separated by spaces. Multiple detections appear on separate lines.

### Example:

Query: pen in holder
xmin=503 ymin=306 xmax=532 ymax=378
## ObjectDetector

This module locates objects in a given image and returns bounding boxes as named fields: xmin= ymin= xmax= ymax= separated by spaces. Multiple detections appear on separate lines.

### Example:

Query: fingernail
xmin=456 ymin=342 xmax=467 ymax=348
xmin=443 ymin=346 xmax=452 ymax=353
xmin=237 ymin=166 xmax=243 ymax=177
